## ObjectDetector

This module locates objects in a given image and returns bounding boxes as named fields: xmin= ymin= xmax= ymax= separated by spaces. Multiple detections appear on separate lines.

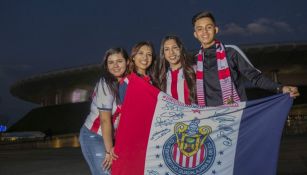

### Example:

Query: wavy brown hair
xmin=154 ymin=35 xmax=196 ymax=103
xmin=127 ymin=41 xmax=156 ymax=79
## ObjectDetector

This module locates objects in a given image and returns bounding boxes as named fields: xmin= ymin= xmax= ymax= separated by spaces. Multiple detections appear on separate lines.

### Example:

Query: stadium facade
xmin=8 ymin=42 xmax=307 ymax=135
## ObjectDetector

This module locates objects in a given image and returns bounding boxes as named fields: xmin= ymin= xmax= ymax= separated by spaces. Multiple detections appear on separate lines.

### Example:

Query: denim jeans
xmin=79 ymin=125 xmax=109 ymax=175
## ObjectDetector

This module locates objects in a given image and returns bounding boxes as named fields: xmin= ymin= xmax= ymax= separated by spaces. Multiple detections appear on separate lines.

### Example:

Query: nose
xmin=143 ymin=54 xmax=149 ymax=60
xmin=114 ymin=62 xmax=119 ymax=67
xmin=202 ymin=29 xmax=208 ymax=34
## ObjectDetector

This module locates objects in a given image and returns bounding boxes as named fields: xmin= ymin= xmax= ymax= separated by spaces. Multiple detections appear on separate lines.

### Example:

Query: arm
xmin=227 ymin=45 xmax=300 ymax=98
xmin=227 ymin=45 xmax=280 ymax=91
xmin=95 ymin=78 xmax=118 ymax=170
xmin=100 ymin=110 xmax=117 ymax=170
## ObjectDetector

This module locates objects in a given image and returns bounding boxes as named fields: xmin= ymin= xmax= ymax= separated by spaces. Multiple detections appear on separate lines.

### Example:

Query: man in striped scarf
xmin=192 ymin=11 xmax=299 ymax=107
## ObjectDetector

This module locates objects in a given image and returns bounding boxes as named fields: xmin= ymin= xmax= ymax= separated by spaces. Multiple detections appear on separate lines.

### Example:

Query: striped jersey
xmin=83 ymin=78 xmax=116 ymax=135
xmin=166 ymin=68 xmax=191 ymax=105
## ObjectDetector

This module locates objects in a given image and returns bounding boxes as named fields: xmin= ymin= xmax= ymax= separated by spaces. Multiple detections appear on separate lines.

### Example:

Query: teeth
xmin=168 ymin=55 xmax=178 ymax=60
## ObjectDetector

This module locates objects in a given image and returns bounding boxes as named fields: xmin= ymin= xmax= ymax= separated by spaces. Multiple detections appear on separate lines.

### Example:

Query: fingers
xmin=112 ymin=153 xmax=119 ymax=160
xmin=289 ymin=87 xmax=300 ymax=98
xmin=110 ymin=148 xmax=119 ymax=160
xmin=102 ymin=155 xmax=112 ymax=170
xmin=282 ymin=86 xmax=300 ymax=98
xmin=102 ymin=160 xmax=112 ymax=170
xmin=102 ymin=147 xmax=119 ymax=171
xmin=290 ymin=91 xmax=300 ymax=98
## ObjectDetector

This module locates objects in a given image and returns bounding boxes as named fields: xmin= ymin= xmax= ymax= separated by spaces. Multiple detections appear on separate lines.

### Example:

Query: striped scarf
xmin=196 ymin=40 xmax=240 ymax=106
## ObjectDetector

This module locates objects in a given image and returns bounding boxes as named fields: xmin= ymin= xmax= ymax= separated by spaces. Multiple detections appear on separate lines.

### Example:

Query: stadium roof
xmin=10 ymin=42 xmax=307 ymax=104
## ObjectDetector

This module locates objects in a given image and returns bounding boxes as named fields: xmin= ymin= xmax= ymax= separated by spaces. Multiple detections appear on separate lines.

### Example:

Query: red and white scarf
xmin=196 ymin=40 xmax=240 ymax=106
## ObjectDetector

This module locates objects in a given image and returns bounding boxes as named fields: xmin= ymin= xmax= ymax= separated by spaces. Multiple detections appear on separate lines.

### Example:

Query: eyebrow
xmin=195 ymin=24 xmax=214 ymax=27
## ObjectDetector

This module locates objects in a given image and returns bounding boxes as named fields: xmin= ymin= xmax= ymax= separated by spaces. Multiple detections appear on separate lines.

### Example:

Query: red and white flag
xmin=112 ymin=73 xmax=292 ymax=175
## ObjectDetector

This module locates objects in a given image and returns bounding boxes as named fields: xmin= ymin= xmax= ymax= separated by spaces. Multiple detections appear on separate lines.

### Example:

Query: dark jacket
xmin=196 ymin=44 xmax=280 ymax=106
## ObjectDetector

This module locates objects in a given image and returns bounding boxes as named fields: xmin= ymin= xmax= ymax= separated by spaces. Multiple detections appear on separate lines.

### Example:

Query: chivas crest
xmin=162 ymin=118 xmax=216 ymax=175
xmin=174 ymin=119 xmax=212 ymax=157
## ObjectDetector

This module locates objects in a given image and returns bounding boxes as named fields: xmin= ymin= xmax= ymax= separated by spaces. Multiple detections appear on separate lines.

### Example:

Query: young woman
xmin=127 ymin=41 xmax=156 ymax=82
xmin=79 ymin=48 xmax=128 ymax=175
xmin=118 ymin=41 xmax=156 ymax=103
xmin=110 ymin=42 xmax=156 ymax=173
xmin=155 ymin=35 xmax=196 ymax=105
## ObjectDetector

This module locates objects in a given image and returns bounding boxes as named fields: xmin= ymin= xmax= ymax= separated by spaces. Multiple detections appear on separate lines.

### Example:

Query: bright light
xmin=0 ymin=125 xmax=7 ymax=132
xmin=71 ymin=89 xmax=88 ymax=103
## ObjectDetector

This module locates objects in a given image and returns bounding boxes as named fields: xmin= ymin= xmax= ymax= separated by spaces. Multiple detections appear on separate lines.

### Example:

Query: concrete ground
xmin=0 ymin=147 xmax=90 ymax=175
xmin=277 ymin=136 xmax=307 ymax=175
xmin=0 ymin=136 xmax=306 ymax=175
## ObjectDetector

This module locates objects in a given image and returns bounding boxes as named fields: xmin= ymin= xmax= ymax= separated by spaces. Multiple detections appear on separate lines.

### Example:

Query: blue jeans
xmin=79 ymin=125 xmax=109 ymax=175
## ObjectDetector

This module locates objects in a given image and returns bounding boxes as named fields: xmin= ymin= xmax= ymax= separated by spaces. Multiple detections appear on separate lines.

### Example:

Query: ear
xmin=193 ymin=31 xmax=197 ymax=39
xmin=215 ymin=26 xmax=219 ymax=34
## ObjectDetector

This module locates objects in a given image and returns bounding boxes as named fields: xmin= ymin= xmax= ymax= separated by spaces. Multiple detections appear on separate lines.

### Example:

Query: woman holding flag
xmin=79 ymin=48 xmax=128 ymax=175
xmin=117 ymin=41 xmax=156 ymax=103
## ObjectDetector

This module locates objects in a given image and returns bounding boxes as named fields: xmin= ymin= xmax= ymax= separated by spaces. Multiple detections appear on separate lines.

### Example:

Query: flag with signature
xmin=112 ymin=73 xmax=292 ymax=175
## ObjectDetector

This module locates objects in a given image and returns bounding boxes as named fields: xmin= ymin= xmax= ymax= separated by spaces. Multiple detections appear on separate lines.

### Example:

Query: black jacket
xmin=196 ymin=44 xmax=280 ymax=106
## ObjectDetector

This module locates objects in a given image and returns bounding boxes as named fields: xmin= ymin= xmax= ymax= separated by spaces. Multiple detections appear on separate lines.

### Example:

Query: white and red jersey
xmin=166 ymin=68 xmax=191 ymax=105
xmin=83 ymin=78 xmax=117 ymax=136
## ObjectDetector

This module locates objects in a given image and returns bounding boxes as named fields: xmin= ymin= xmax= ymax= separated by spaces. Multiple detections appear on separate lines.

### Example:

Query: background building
xmin=8 ymin=42 xmax=307 ymax=135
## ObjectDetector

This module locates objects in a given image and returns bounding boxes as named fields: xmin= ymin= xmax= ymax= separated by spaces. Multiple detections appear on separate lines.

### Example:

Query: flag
xmin=112 ymin=73 xmax=293 ymax=175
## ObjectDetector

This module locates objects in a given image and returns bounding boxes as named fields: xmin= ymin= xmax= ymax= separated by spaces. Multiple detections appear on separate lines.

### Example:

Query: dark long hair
xmin=127 ymin=41 xmax=156 ymax=79
xmin=101 ymin=47 xmax=128 ymax=103
xmin=155 ymin=35 xmax=196 ymax=103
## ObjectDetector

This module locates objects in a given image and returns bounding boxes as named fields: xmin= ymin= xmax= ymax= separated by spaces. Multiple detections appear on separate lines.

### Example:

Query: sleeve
xmin=227 ymin=45 xmax=281 ymax=92
xmin=118 ymin=77 xmax=129 ymax=104
xmin=92 ymin=78 xmax=114 ymax=111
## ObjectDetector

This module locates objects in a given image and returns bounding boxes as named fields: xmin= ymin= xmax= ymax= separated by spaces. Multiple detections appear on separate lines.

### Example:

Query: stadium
xmin=8 ymin=42 xmax=307 ymax=135
xmin=2 ymin=42 xmax=307 ymax=174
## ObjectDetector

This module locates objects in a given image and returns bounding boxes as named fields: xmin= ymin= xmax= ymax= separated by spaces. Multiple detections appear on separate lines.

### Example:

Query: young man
xmin=192 ymin=11 xmax=299 ymax=106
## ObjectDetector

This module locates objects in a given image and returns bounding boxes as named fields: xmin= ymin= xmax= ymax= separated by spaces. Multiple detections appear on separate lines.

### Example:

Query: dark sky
xmin=1 ymin=0 xmax=307 ymax=126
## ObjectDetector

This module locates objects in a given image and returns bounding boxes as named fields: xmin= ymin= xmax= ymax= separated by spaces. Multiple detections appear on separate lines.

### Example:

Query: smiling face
xmin=133 ymin=45 xmax=153 ymax=75
xmin=107 ymin=53 xmax=127 ymax=80
xmin=193 ymin=17 xmax=219 ymax=48
xmin=163 ymin=39 xmax=181 ymax=70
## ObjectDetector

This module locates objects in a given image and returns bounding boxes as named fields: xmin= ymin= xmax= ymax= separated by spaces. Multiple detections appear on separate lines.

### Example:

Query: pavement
xmin=277 ymin=136 xmax=307 ymax=175
xmin=0 ymin=147 xmax=90 ymax=175
xmin=0 ymin=136 xmax=306 ymax=175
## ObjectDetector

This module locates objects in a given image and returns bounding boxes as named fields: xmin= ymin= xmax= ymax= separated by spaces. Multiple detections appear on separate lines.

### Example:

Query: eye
xmin=196 ymin=27 xmax=203 ymax=32
xmin=206 ymin=25 xmax=214 ymax=30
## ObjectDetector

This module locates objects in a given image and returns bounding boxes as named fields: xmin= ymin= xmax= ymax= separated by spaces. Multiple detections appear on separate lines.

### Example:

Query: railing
xmin=284 ymin=114 xmax=307 ymax=135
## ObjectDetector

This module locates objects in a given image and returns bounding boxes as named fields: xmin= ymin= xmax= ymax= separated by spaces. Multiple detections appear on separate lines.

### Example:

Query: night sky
xmin=1 ymin=0 xmax=307 ymax=126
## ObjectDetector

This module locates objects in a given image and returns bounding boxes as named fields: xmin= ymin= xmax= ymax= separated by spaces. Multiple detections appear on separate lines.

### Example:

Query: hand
xmin=282 ymin=86 xmax=300 ymax=98
xmin=110 ymin=147 xmax=119 ymax=160
xmin=102 ymin=153 xmax=113 ymax=171
xmin=102 ymin=147 xmax=119 ymax=171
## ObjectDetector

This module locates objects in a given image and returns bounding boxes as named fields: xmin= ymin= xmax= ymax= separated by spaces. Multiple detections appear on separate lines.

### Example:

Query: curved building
xmin=8 ymin=42 xmax=307 ymax=135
